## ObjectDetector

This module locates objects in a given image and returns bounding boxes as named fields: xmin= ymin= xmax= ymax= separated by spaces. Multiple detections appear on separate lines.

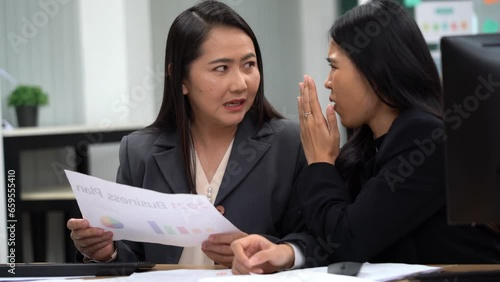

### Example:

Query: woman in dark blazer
xmin=231 ymin=0 xmax=500 ymax=274
xmin=67 ymin=0 xmax=309 ymax=266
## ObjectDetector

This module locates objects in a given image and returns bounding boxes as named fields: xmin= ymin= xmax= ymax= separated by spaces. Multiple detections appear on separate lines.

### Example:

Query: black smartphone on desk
xmin=327 ymin=262 xmax=363 ymax=276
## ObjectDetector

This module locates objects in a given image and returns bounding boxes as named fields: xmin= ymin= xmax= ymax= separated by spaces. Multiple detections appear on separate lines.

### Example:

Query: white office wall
xmin=78 ymin=0 xmax=156 ymax=127
xmin=123 ymin=0 xmax=156 ymax=125
xmin=78 ymin=0 xmax=129 ymax=126
xmin=0 ymin=0 xmax=84 ymax=126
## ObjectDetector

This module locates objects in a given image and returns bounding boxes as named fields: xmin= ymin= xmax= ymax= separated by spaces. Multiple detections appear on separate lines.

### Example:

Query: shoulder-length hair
xmin=149 ymin=0 xmax=282 ymax=193
xmin=331 ymin=0 xmax=443 ymax=197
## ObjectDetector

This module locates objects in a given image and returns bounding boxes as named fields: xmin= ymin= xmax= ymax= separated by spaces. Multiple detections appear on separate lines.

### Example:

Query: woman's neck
xmin=190 ymin=120 xmax=237 ymax=148
xmin=190 ymin=120 xmax=237 ymax=183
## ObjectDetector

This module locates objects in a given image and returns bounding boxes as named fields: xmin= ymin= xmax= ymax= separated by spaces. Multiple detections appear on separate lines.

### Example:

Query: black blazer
xmin=295 ymin=109 xmax=500 ymax=264
xmin=111 ymin=113 xmax=308 ymax=263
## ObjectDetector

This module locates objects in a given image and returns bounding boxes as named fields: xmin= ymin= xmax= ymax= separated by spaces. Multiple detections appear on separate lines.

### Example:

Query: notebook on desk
xmin=0 ymin=262 xmax=155 ymax=278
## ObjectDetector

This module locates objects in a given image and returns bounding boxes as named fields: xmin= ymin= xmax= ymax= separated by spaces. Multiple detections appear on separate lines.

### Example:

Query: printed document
xmin=65 ymin=170 xmax=240 ymax=247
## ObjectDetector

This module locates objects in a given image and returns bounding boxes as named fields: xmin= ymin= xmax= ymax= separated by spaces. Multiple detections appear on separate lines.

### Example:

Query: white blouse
xmin=178 ymin=139 xmax=234 ymax=265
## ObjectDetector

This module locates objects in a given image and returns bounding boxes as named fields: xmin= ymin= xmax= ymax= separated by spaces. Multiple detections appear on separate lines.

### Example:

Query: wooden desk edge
xmin=149 ymin=264 xmax=500 ymax=271
xmin=397 ymin=264 xmax=500 ymax=282
xmin=152 ymin=264 xmax=228 ymax=271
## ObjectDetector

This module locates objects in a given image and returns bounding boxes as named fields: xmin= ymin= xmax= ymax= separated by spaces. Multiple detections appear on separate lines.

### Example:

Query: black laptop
xmin=0 ymin=262 xmax=155 ymax=278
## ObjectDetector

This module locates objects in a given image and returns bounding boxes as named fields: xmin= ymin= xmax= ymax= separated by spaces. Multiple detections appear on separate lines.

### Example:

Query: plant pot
xmin=15 ymin=105 xmax=39 ymax=127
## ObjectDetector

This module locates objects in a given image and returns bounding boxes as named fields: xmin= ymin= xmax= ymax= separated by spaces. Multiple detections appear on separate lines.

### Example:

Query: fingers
xmin=300 ymin=76 xmax=312 ymax=119
xmin=230 ymin=235 xmax=259 ymax=263
xmin=247 ymin=248 xmax=275 ymax=266
xmin=231 ymin=235 xmax=284 ymax=275
xmin=233 ymin=247 xmax=289 ymax=275
xmin=326 ymin=104 xmax=339 ymax=133
xmin=208 ymin=232 xmax=247 ymax=244
xmin=299 ymin=75 xmax=326 ymax=121
xmin=305 ymin=75 xmax=324 ymax=124
xmin=231 ymin=235 xmax=266 ymax=274
xmin=72 ymin=230 xmax=112 ymax=247
xmin=248 ymin=243 xmax=294 ymax=270
xmin=79 ymin=236 xmax=114 ymax=258
xmin=74 ymin=232 xmax=114 ymax=261
xmin=202 ymin=240 xmax=233 ymax=256
xmin=300 ymin=75 xmax=323 ymax=118
xmin=297 ymin=74 xmax=340 ymax=164
xmin=70 ymin=225 xmax=107 ymax=241
xmin=202 ymin=232 xmax=248 ymax=255
xmin=231 ymin=239 xmax=250 ymax=274
xmin=232 ymin=252 xmax=264 ymax=275
xmin=67 ymin=218 xmax=115 ymax=261
xmin=232 ymin=259 xmax=261 ymax=275
xmin=202 ymin=233 xmax=248 ymax=267
xmin=67 ymin=218 xmax=89 ymax=231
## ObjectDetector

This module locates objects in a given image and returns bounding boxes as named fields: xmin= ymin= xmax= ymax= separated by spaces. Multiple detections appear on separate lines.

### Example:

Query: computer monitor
xmin=441 ymin=34 xmax=500 ymax=224
xmin=441 ymin=33 xmax=500 ymax=225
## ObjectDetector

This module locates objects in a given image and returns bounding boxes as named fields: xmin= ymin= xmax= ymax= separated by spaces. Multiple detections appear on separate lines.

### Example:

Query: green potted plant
xmin=7 ymin=85 xmax=48 ymax=127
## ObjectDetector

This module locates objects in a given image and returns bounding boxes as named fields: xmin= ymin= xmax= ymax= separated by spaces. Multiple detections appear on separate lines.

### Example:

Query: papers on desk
xmin=200 ymin=268 xmax=372 ymax=282
xmin=83 ymin=263 xmax=438 ymax=282
xmin=65 ymin=170 xmax=240 ymax=247
xmin=0 ymin=263 xmax=439 ymax=281
xmin=355 ymin=263 xmax=440 ymax=281
xmin=126 ymin=268 xmax=370 ymax=282
xmin=199 ymin=264 xmax=440 ymax=282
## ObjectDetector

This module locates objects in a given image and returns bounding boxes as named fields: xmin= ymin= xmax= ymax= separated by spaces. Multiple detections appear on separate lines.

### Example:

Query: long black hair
xmin=331 ymin=0 xmax=443 ymax=197
xmin=148 ymin=0 xmax=282 ymax=194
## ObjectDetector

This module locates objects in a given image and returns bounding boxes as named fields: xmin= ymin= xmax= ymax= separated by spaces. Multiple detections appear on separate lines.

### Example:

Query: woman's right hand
xmin=298 ymin=75 xmax=340 ymax=165
xmin=67 ymin=218 xmax=115 ymax=262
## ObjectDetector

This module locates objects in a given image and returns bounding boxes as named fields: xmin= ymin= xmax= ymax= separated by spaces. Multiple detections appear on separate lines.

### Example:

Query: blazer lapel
xmin=152 ymin=131 xmax=190 ymax=194
xmin=214 ymin=115 xmax=273 ymax=205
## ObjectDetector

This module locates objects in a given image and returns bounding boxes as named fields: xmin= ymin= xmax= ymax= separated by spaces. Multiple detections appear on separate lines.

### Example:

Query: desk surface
xmin=98 ymin=264 xmax=500 ymax=281
xmin=2 ymin=123 xmax=147 ymax=137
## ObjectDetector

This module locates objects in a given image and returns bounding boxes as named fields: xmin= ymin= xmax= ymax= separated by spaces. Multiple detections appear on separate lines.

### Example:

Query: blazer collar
xmin=214 ymin=113 xmax=273 ymax=205
xmin=151 ymin=112 xmax=274 ymax=203
xmin=152 ymin=129 xmax=190 ymax=194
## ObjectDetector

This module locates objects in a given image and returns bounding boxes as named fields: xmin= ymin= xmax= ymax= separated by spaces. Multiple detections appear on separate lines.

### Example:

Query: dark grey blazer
xmin=113 ymin=113 xmax=308 ymax=263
